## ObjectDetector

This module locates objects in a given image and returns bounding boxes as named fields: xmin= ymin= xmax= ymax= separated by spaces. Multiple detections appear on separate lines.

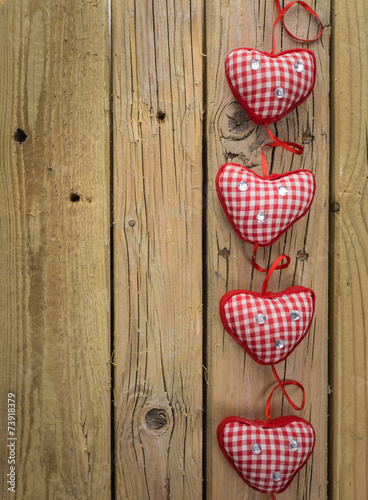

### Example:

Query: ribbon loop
xmin=271 ymin=0 xmax=324 ymax=55
xmin=263 ymin=253 xmax=291 ymax=294
xmin=251 ymin=245 xmax=291 ymax=291
xmin=262 ymin=141 xmax=304 ymax=176
xmin=251 ymin=244 xmax=268 ymax=273
xmin=266 ymin=365 xmax=306 ymax=421
xmin=265 ymin=124 xmax=304 ymax=156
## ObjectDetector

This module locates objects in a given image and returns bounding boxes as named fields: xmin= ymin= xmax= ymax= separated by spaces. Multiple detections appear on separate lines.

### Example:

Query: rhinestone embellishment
xmin=256 ymin=212 xmax=267 ymax=223
xmin=255 ymin=313 xmax=267 ymax=325
xmin=275 ymin=339 xmax=285 ymax=349
xmin=250 ymin=59 xmax=261 ymax=70
xmin=238 ymin=180 xmax=249 ymax=192
xmin=289 ymin=440 xmax=299 ymax=451
xmin=275 ymin=87 xmax=285 ymax=98
xmin=278 ymin=185 xmax=288 ymax=197
xmin=251 ymin=443 xmax=262 ymax=455
xmin=290 ymin=310 xmax=300 ymax=321
xmin=294 ymin=61 xmax=305 ymax=73
xmin=273 ymin=471 xmax=283 ymax=481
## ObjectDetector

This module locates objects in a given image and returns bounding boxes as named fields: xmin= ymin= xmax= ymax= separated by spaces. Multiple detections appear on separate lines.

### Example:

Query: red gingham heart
xmin=217 ymin=415 xmax=315 ymax=495
xmin=220 ymin=286 xmax=315 ymax=365
xmin=225 ymin=48 xmax=316 ymax=125
xmin=216 ymin=163 xmax=315 ymax=246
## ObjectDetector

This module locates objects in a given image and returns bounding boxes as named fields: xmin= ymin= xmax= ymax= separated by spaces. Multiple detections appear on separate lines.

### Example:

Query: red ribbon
xmin=272 ymin=0 xmax=324 ymax=55
xmin=251 ymin=245 xmax=291 ymax=294
xmin=251 ymin=244 xmax=268 ymax=273
xmin=264 ymin=124 xmax=304 ymax=156
xmin=261 ymin=141 xmax=303 ymax=177
xmin=265 ymin=1 xmax=323 ymax=153
xmin=266 ymin=366 xmax=306 ymax=421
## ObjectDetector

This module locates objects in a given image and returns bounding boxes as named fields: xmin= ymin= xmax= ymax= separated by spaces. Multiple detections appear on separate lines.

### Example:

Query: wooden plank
xmin=205 ymin=1 xmax=330 ymax=498
xmin=0 ymin=2 xmax=110 ymax=499
xmin=112 ymin=1 xmax=203 ymax=499
xmin=330 ymin=0 xmax=368 ymax=497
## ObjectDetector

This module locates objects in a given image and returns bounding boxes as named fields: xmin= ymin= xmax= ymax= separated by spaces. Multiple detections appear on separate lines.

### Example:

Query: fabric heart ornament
xmin=217 ymin=415 xmax=315 ymax=496
xmin=225 ymin=48 xmax=316 ymax=125
xmin=220 ymin=286 xmax=315 ymax=365
xmin=224 ymin=0 xmax=323 ymax=153
xmin=216 ymin=163 xmax=315 ymax=246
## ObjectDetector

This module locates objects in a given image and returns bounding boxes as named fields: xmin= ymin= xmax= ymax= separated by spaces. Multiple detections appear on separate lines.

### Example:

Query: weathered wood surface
xmin=0 ymin=1 xmax=111 ymax=499
xmin=205 ymin=1 xmax=330 ymax=499
xmin=112 ymin=1 xmax=203 ymax=499
xmin=330 ymin=0 xmax=368 ymax=497
xmin=0 ymin=0 xmax=337 ymax=498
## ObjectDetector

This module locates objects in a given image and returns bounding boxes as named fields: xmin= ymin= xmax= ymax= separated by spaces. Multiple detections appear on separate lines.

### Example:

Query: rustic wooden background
xmin=0 ymin=0 xmax=366 ymax=499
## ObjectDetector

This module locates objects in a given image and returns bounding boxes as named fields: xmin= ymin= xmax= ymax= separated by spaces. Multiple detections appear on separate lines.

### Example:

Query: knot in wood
xmin=145 ymin=408 xmax=169 ymax=431
xmin=219 ymin=102 xmax=254 ymax=140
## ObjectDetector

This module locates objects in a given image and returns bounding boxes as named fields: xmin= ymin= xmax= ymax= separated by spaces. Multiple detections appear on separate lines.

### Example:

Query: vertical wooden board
xmin=330 ymin=0 xmax=368 ymax=497
xmin=205 ymin=1 xmax=330 ymax=499
xmin=0 ymin=2 xmax=110 ymax=499
xmin=112 ymin=2 xmax=203 ymax=499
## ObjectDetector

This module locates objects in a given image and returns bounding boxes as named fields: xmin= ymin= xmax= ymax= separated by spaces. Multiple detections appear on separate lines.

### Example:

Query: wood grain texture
xmin=330 ymin=0 xmax=368 ymax=497
xmin=205 ymin=1 xmax=330 ymax=499
xmin=112 ymin=1 xmax=203 ymax=499
xmin=0 ymin=1 xmax=110 ymax=499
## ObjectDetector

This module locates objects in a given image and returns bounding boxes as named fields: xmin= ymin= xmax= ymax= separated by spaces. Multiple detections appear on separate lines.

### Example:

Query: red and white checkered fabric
xmin=220 ymin=287 xmax=315 ymax=365
xmin=218 ymin=416 xmax=315 ymax=494
xmin=216 ymin=163 xmax=315 ymax=246
xmin=225 ymin=48 xmax=316 ymax=124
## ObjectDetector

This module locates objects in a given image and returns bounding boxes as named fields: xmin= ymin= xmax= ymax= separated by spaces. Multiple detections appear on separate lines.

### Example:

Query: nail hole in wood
xmin=128 ymin=219 xmax=136 ymax=227
xmin=145 ymin=408 xmax=169 ymax=430
xmin=302 ymin=132 xmax=314 ymax=144
xmin=219 ymin=248 xmax=230 ymax=259
xmin=227 ymin=152 xmax=238 ymax=160
xmin=297 ymin=250 xmax=309 ymax=261
xmin=14 ymin=128 xmax=27 ymax=144
xmin=156 ymin=111 xmax=166 ymax=122
xmin=70 ymin=193 xmax=80 ymax=203
xmin=330 ymin=202 xmax=340 ymax=213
